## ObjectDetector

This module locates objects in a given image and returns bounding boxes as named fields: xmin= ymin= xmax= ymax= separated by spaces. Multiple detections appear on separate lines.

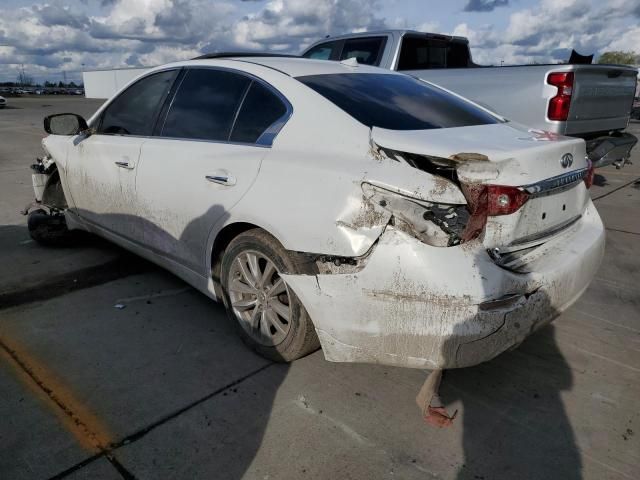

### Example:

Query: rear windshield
xmin=296 ymin=73 xmax=499 ymax=130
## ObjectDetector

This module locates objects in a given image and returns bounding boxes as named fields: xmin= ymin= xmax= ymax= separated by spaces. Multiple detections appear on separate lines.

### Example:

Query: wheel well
xmin=41 ymin=168 xmax=68 ymax=209
xmin=211 ymin=222 xmax=261 ymax=292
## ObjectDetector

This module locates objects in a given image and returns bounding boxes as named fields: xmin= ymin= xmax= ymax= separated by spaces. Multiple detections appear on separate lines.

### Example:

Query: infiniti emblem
xmin=560 ymin=153 xmax=573 ymax=168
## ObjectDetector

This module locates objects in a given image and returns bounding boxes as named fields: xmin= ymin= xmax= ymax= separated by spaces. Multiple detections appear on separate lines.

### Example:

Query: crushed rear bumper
xmin=282 ymin=201 xmax=604 ymax=370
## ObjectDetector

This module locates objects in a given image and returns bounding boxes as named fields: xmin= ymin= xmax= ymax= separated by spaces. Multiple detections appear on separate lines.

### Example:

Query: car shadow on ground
xmin=0 ymin=208 xmax=289 ymax=479
xmin=442 ymin=323 xmax=580 ymax=480
xmin=436 ymin=244 xmax=581 ymax=480
xmin=593 ymin=173 xmax=607 ymax=187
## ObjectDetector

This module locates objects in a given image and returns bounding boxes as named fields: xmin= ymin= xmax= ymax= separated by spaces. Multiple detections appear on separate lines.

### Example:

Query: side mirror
xmin=44 ymin=113 xmax=89 ymax=135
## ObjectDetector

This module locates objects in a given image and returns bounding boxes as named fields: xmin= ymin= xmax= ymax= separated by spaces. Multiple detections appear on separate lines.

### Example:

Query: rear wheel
xmin=221 ymin=229 xmax=319 ymax=362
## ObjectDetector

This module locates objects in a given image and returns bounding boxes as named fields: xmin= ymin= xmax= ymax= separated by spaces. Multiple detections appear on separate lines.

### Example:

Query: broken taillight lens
xmin=487 ymin=185 xmax=530 ymax=216
xmin=583 ymin=160 xmax=595 ymax=188
xmin=362 ymin=183 xmax=469 ymax=247
xmin=547 ymin=72 xmax=574 ymax=121
xmin=460 ymin=184 xmax=530 ymax=241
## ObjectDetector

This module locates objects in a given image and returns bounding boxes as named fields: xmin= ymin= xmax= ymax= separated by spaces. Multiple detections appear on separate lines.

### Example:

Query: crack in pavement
xmin=0 ymin=337 xmax=136 ymax=479
xmin=592 ymin=176 xmax=640 ymax=201
xmin=46 ymin=362 xmax=275 ymax=480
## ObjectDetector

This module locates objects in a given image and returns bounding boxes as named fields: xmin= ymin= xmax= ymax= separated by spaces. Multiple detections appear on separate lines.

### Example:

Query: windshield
xmin=296 ymin=73 xmax=500 ymax=130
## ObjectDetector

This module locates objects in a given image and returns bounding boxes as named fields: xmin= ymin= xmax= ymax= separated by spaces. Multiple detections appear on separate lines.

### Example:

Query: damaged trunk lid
xmin=371 ymin=123 xmax=592 ymax=257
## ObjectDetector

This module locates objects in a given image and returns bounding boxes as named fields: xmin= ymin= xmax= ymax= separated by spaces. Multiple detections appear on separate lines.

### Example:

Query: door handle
xmin=206 ymin=174 xmax=236 ymax=186
xmin=115 ymin=161 xmax=134 ymax=169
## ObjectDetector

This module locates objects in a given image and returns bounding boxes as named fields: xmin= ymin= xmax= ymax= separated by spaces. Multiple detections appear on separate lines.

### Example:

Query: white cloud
xmin=452 ymin=0 xmax=640 ymax=65
xmin=1 ymin=0 xmax=639 ymax=83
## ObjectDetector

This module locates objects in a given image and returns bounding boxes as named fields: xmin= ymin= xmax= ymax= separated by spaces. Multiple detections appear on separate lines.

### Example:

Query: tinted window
xmin=397 ymin=37 xmax=471 ymax=70
xmin=303 ymin=41 xmax=339 ymax=60
xmin=99 ymin=70 xmax=177 ymax=135
xmin=297 ymin=73 xmax=499 ymax=130
xmin=162 ymin=69 xmax=250 ymax=141
xmin=230 ymin=82 xmax=288 ymax=143
xmin=340 ymin=37 xmax=385 ymax=65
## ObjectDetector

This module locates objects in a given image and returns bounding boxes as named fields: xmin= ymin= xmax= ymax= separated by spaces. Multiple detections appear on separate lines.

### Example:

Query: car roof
xmin=188 ymin=56 xmax=396 ymax=78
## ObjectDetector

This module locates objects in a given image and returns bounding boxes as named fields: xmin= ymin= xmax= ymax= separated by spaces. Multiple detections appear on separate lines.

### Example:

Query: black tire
xmin=221 ymin=229 xmax=320 ymax=362
xmin=27 ymin=209 xmax=78 ymax=247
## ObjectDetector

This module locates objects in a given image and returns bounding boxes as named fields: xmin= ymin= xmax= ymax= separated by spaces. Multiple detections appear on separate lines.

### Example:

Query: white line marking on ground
xmin=568 ymin=345 xmax=640 ymax=373
xmin=572 ymin=309 xmax=640 ymax=334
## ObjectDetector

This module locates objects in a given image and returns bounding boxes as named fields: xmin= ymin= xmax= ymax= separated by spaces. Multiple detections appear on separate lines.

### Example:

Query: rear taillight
xmin=461 ymin=184 xmax=530 ymax=241
xmin=547 ymin=72 xmax=574 ymax=121
xmin=487 ymin=185 xmax=529 ymax=216
xmin=584 ymin=160 xmax=595 ymax=188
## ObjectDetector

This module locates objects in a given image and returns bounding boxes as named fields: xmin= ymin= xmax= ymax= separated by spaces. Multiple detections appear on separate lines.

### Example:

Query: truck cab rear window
xmin=398 ymin=36 xmax=471 ymax=70
xmin=297 ymin=73 xmax=500 ymax=130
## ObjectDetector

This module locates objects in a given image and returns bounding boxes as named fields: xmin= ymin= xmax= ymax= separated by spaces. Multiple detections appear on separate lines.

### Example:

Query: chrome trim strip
xmin=520 ymin=167 xmax=588 ymax=197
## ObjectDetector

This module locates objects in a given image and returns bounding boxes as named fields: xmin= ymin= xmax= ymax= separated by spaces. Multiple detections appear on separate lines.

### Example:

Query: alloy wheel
xmin=227 ymin=250 xmax=292 ymax=346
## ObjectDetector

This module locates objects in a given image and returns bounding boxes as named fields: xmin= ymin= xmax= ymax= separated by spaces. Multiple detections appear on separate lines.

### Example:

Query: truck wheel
xmin=221 ymin=229 xmax=320 ymax=362
xmin=27 ymin=209 xmax=77 ymax=246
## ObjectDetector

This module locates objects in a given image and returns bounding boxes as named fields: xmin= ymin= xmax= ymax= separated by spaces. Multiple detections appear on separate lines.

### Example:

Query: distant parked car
xmin=72 ymin=89 xmax=84 ymax=95
xmin=0 ymin=96 xmax=6 ymax=108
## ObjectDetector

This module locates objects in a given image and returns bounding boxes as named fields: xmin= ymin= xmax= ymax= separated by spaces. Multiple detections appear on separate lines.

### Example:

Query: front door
xmin=65 ymin=69 xmax=179 ymax=243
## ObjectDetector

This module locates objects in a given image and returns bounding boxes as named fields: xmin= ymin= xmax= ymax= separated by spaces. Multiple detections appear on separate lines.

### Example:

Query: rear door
xmin=135 ymin=67 xmax=290 ymax=274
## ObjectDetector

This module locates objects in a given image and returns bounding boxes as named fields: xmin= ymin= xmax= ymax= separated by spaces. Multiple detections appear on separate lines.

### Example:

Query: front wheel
xmin=221 ymin=229 xmax=320 ymax=362
xmin=27 ymin=209 xmax=78 ymax=246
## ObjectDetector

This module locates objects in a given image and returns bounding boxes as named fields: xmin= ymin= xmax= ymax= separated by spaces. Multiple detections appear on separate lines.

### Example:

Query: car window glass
xmin=303 ymin=41 xmax=338 ymax=60
xmin=99 ymin=70 xmax=177 ymax=135
xmin=230 ymin=82 xmax=288 ymax=143
xmin=161 ymin=69 xmax=251 ymax=141
xmin=298 ymin=73 xmax=499 ymax=130
xmin=340 ymin=37 xmax=385 ymax=65
xmin=398 ymin=37 xmax=471 ymax=70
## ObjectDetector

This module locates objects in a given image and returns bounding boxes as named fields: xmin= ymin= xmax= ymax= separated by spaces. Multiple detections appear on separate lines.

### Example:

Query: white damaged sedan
xmin=32 ymin=55 xmax=604 ymax=369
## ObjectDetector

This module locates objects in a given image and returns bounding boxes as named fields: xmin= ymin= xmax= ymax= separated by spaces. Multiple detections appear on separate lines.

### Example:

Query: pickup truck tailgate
xmin=566 ymin=66 xmax=637 ymax=135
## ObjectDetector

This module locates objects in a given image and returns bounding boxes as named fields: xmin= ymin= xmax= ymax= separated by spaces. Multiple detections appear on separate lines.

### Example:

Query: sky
xmin=0 ymin=0 xmax=639 ymax=83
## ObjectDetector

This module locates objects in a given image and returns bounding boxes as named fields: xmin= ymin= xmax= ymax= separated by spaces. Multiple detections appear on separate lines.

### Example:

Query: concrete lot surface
xmin=0 ymin=97 xmax=638 ymax=479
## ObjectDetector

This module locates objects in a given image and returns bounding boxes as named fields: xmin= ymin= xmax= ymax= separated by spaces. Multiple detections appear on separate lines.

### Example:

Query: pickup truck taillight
xmin=547 ymin=72 xmax=574 ymax=121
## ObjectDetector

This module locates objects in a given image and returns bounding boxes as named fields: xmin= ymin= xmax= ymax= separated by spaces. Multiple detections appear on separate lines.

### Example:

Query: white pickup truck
xmin=302 ymin=30 xmax=638 ymax=168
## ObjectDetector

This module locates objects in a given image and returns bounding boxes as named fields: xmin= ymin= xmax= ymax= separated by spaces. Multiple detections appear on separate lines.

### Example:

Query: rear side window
xmin=230 ymin=82 xmax=288 ymax=143
xmin=340 ymin=37 xmax=386 ymax=66
xmin=99 ymin=70 xmax=177 ymax=135
xmin=162 ymin=69 xmax=251 ymax=141
xmin=297 ymin=73 xmax=499 ymax=130
xmin=397 ymin=36 xmax=471 ymax=70
xmin=303 ymin=41 xmax=339 ymax=60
